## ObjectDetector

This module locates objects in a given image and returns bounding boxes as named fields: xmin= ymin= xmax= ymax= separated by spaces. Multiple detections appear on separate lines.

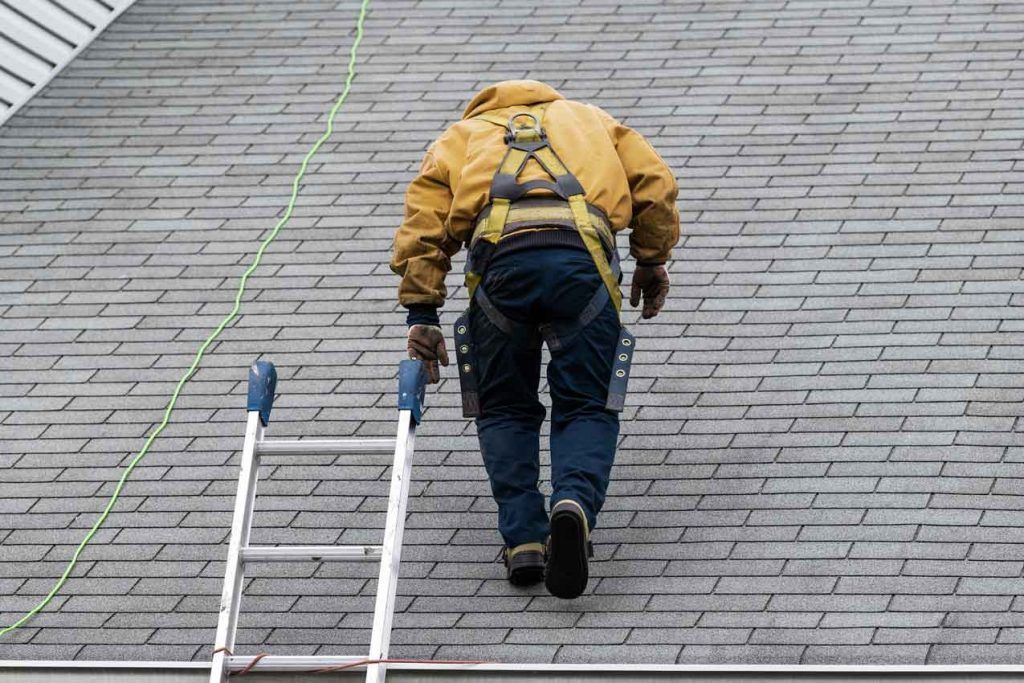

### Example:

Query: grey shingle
xmin=2 ymin=0 xmax=1023 ymax=667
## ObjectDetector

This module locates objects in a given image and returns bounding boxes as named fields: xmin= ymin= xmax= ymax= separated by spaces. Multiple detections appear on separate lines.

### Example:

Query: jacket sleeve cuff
xmin=405 ymin=304 xmax=440 ymax=327
xmin=636 ymin=259 xmax=666 ymax=267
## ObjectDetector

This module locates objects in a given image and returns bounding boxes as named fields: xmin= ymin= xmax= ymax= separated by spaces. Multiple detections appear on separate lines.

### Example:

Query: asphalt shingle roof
xmin=2 ymin=0 xmax=1024 ymax=667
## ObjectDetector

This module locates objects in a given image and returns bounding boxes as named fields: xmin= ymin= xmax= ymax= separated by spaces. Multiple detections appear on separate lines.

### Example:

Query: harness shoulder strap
xmin=467 ymin=102 xmax=622 ymax=311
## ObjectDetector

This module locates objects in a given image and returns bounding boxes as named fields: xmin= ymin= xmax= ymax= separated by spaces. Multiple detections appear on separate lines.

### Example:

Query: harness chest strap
xmin=473 ymin=198 xmax=611 ymax=235
xmin=568 ymin=194 xmax=621 ymax=311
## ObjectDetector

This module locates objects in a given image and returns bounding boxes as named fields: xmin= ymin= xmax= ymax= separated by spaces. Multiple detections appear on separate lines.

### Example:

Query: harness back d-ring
xmin=505 ymin=112 xmax=543 ymax=143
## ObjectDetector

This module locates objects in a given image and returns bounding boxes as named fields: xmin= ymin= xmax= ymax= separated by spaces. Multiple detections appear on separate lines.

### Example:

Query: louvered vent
xmin=0 ymin=0 xmax=135 ymax=126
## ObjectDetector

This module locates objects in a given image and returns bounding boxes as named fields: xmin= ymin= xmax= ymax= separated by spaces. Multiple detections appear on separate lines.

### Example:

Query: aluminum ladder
xmin=210 ymin=359 xmax=428 ymax=683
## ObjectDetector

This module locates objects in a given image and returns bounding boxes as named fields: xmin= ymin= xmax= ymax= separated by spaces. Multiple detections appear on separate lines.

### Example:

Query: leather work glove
xmin=629 ymin=264 xmax=670 ymax=319
xmin=407 ymin=324 xmax=449 ymax=384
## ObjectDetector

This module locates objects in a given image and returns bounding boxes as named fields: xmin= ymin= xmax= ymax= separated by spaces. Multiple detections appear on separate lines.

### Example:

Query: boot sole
xmin=544 ymin=508 xmax=588 ymax=599
xmin=508 ymin=565 xmax=544 ymax=587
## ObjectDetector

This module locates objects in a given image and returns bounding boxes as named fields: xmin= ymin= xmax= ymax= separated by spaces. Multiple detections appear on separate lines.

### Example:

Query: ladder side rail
xmin=366 ymin=409 xmax=416 ymax=683
xmin=366 ymin=360 xmax=426 ymax=683
xmin=210 ymin=410 xmax=263 ymax=683
xmin=211 ymin=360 xmax=277 ymax=683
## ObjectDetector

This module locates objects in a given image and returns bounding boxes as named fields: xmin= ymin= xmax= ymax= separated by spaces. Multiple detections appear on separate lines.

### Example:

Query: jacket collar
xmin=461 ymin=80 xmax=564 ymax=119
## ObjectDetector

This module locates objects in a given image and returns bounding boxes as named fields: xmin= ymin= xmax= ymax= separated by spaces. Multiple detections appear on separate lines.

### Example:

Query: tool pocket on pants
xmin=453 ymin=310 xmax=481 ymax=418
xmin=604 ymin=326 xmax=635 ymax=412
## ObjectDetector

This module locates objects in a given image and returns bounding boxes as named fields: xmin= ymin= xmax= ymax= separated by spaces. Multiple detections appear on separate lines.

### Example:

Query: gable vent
xmin=0 ymin=0 xmax=135 ymax=126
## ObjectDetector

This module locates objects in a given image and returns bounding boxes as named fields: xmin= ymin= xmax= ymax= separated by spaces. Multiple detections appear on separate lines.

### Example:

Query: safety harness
xmin=453 ymin=104 xmax=635 ymax=417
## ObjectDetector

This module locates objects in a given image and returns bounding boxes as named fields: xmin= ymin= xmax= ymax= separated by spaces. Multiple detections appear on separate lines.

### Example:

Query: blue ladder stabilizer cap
xmin=247 ymin=360 xmax=278 ymax=426
xmin=397 ymin=359 xmax=428 ymax=424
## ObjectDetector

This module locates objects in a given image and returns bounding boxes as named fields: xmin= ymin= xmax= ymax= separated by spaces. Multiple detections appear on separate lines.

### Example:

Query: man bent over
xmin=391 ymin=80 xmax=679 ymax=598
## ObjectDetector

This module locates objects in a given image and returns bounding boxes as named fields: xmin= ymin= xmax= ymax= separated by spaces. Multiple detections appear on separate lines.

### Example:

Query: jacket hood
xmin=461 ymin=80 xmax=564 ymax=119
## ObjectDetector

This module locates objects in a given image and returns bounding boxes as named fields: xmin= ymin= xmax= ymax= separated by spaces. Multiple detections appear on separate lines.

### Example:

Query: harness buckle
xmin=504 ymin=112 xmax=545 ymax=144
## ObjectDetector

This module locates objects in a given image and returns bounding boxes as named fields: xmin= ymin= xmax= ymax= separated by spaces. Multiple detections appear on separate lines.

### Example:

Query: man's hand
xmin=629 ymin=264 xmax=670 ymax=319
xmin=407 ymin=324 xmax=449 ymax=384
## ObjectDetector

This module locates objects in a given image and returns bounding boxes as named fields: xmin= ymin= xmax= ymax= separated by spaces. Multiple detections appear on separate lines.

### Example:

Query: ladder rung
xmin=255 ymin=438 xmax=395 ymax=456
xmin=228 ymin=655 xmax=367 ymax=672
xmin=240 ymin=545 xmax=383 ymax=562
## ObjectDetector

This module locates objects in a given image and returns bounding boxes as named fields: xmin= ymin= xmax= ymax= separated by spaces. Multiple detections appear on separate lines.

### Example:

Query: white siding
xmin=0 ymin=0 xmax=135 ymax=126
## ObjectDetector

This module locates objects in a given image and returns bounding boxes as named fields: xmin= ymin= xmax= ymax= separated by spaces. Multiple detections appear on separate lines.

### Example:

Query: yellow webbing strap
xmin=499 ymin=147 xmax=529 ymax=175
xmin=464 ymin=109 xmax=535 ymax=298
xmin=569 ymin=194 xmax=622 ymax=311
xmin=532 ymin=146 xmax=569 ymax=177
xmin=474 ymin=200 xmax=613 ymax=234
xmin=467 ymin=195 xmax=511 ymax=299
xmin=487 ymin=197 xmax=512 ymax=242
xmin=465 ymin=270 xmax=482 ymax=299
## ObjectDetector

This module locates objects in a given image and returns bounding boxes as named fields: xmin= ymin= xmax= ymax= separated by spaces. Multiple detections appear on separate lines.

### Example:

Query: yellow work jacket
xmin=390 ymin=80 xmax=680 ymax=307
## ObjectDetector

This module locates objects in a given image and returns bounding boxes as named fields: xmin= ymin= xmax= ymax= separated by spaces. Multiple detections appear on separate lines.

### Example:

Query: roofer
xmin=391 ymin=80 xmax=679 ymax=599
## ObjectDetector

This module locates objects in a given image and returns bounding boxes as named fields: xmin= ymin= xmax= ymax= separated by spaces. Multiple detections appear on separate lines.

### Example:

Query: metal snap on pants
xmin=469 ymin=246 xmax=621 ymax=548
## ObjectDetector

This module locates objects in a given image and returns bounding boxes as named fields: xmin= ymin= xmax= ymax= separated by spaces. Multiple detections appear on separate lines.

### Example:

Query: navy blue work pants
xmin=470 ymin=246 xmax=620 ymax=548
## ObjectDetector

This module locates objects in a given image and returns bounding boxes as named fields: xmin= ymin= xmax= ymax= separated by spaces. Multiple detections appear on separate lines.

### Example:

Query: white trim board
xmin=0 ymin=0 xmax=138 ymax=127
xmin=2 ymin=661 xmax=1024 ymax=682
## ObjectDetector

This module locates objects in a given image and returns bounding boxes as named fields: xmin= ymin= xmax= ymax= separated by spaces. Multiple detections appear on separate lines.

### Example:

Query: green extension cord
xmin=0 ymin=0 xmax=372 ymax=638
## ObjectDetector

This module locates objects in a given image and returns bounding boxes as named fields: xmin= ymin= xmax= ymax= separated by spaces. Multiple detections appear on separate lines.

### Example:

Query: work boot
xmin=503 ymin=542 xmax=545 ymax=586
xmin=544 ymin=499 xmax=593 ymax=599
